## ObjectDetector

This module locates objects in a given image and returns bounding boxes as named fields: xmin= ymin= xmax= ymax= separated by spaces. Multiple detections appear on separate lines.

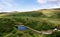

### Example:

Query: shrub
xmin=0 ymin=18 xmax=16 ymax=34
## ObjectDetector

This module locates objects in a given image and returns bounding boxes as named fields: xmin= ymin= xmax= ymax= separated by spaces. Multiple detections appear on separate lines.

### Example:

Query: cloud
xmin=37 ymin=0 xmax=60 ymax=4
xmin=37 ymin=0 xmax=60 ymax=8
xmin=37 ymin=0 xmax=46 ymax=3
xmin=1 ymin=0 xmax=19 ymax=7
xmin=48 ymin=0 xmax=58 ymax=1
xmin=0 ymin=0 xmax=20 ymax=12
xmin=0 ymin=0 xmax=15 ymax=7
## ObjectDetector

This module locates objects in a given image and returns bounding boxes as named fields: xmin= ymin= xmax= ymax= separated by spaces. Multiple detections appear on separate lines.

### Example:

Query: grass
xmin=0 ymin=10 xmax=60 ymax=37
xmin=3 ymin=27 xmax=48 ymax=37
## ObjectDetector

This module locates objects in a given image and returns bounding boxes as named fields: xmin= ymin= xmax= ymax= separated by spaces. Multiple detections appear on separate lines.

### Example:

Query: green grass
xmin=2 ymin=27 xmax=47 ymax=37
xmin=0 ymin=11 xmax=60 ymax=37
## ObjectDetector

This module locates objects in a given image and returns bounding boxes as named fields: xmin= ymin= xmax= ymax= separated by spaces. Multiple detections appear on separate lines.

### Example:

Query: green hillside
xmin=0 ymin=8 xmax=60 ymax=37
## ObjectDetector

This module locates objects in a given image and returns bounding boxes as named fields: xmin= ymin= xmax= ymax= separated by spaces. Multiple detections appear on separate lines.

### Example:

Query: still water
xmin=18 ymin=25 xmax=28 ymax=30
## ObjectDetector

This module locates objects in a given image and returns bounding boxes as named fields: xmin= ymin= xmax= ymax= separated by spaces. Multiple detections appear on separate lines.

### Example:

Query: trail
xmin=19 ymin=25 xmax=42 ymax=34
xmin=18 ymin=25 xmax=60 ymax=34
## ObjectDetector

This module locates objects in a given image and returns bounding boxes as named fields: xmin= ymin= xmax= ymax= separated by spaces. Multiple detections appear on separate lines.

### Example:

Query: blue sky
xmin=0 ymin=0 xmax=60 ymax=12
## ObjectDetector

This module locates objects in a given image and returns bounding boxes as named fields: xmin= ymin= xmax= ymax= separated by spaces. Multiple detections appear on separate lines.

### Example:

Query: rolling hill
xmin=0 ymin=8 xmax=60 ymax=37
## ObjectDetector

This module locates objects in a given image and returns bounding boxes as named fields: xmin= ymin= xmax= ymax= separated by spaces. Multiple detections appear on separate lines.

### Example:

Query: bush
xmin=51 ymin=31 xmax=60 ymax=37
xmin=0 ymin=18 xmax=16 ymax=34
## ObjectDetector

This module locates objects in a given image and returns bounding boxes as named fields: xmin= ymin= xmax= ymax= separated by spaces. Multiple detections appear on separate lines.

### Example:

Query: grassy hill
xmin=0 ymin=8 xmax=60 ymax=37
xmin=37 ymin=8 xmax=60 ymax=17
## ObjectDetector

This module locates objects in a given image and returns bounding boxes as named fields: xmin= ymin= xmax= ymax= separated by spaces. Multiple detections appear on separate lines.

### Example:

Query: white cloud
xmin=37 ymin=0 xmax=47 ymax=4
xmin=48 ymin=0 xmax=60 ymax=1
xmin=37 ymin=0 xmax=60 ymax=4
xmin=37 ymin=0 xmax=60 ymax=8
xmin=0 ymin=0 xmax=19 ymax=8
xmin=0 ymin=0 xmax=20 ymax=12
xmin=1 ymin=0 xmax=15 ymax=7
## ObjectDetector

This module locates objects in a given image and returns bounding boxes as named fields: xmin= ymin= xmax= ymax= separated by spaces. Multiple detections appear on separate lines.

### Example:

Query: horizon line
xmin=0 ymin=7 xmax=60 ymax=12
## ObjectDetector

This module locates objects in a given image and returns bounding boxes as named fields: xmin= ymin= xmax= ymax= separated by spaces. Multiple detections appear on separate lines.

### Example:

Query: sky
xmin=0 ymin=0 xmax=60 ymax=12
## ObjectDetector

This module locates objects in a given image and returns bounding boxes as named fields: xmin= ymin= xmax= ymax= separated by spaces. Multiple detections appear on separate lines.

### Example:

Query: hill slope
xmin=0 ymin=8 xmax=60 ymax=37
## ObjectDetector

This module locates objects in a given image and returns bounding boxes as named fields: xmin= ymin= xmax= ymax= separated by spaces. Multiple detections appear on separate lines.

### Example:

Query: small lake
xmin=18 ymin=25 xmax=28 ymax=30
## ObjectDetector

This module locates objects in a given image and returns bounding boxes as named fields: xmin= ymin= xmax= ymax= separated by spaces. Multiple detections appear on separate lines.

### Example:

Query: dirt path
xmin=19 ymin=25 xmax=42 ymax=34
xmin=18 ymin=25 xmax=60 ymax=34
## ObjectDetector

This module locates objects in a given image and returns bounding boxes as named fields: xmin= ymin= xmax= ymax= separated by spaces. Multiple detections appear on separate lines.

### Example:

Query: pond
xmin=18 ymin=25 xmax=28 ymax=30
